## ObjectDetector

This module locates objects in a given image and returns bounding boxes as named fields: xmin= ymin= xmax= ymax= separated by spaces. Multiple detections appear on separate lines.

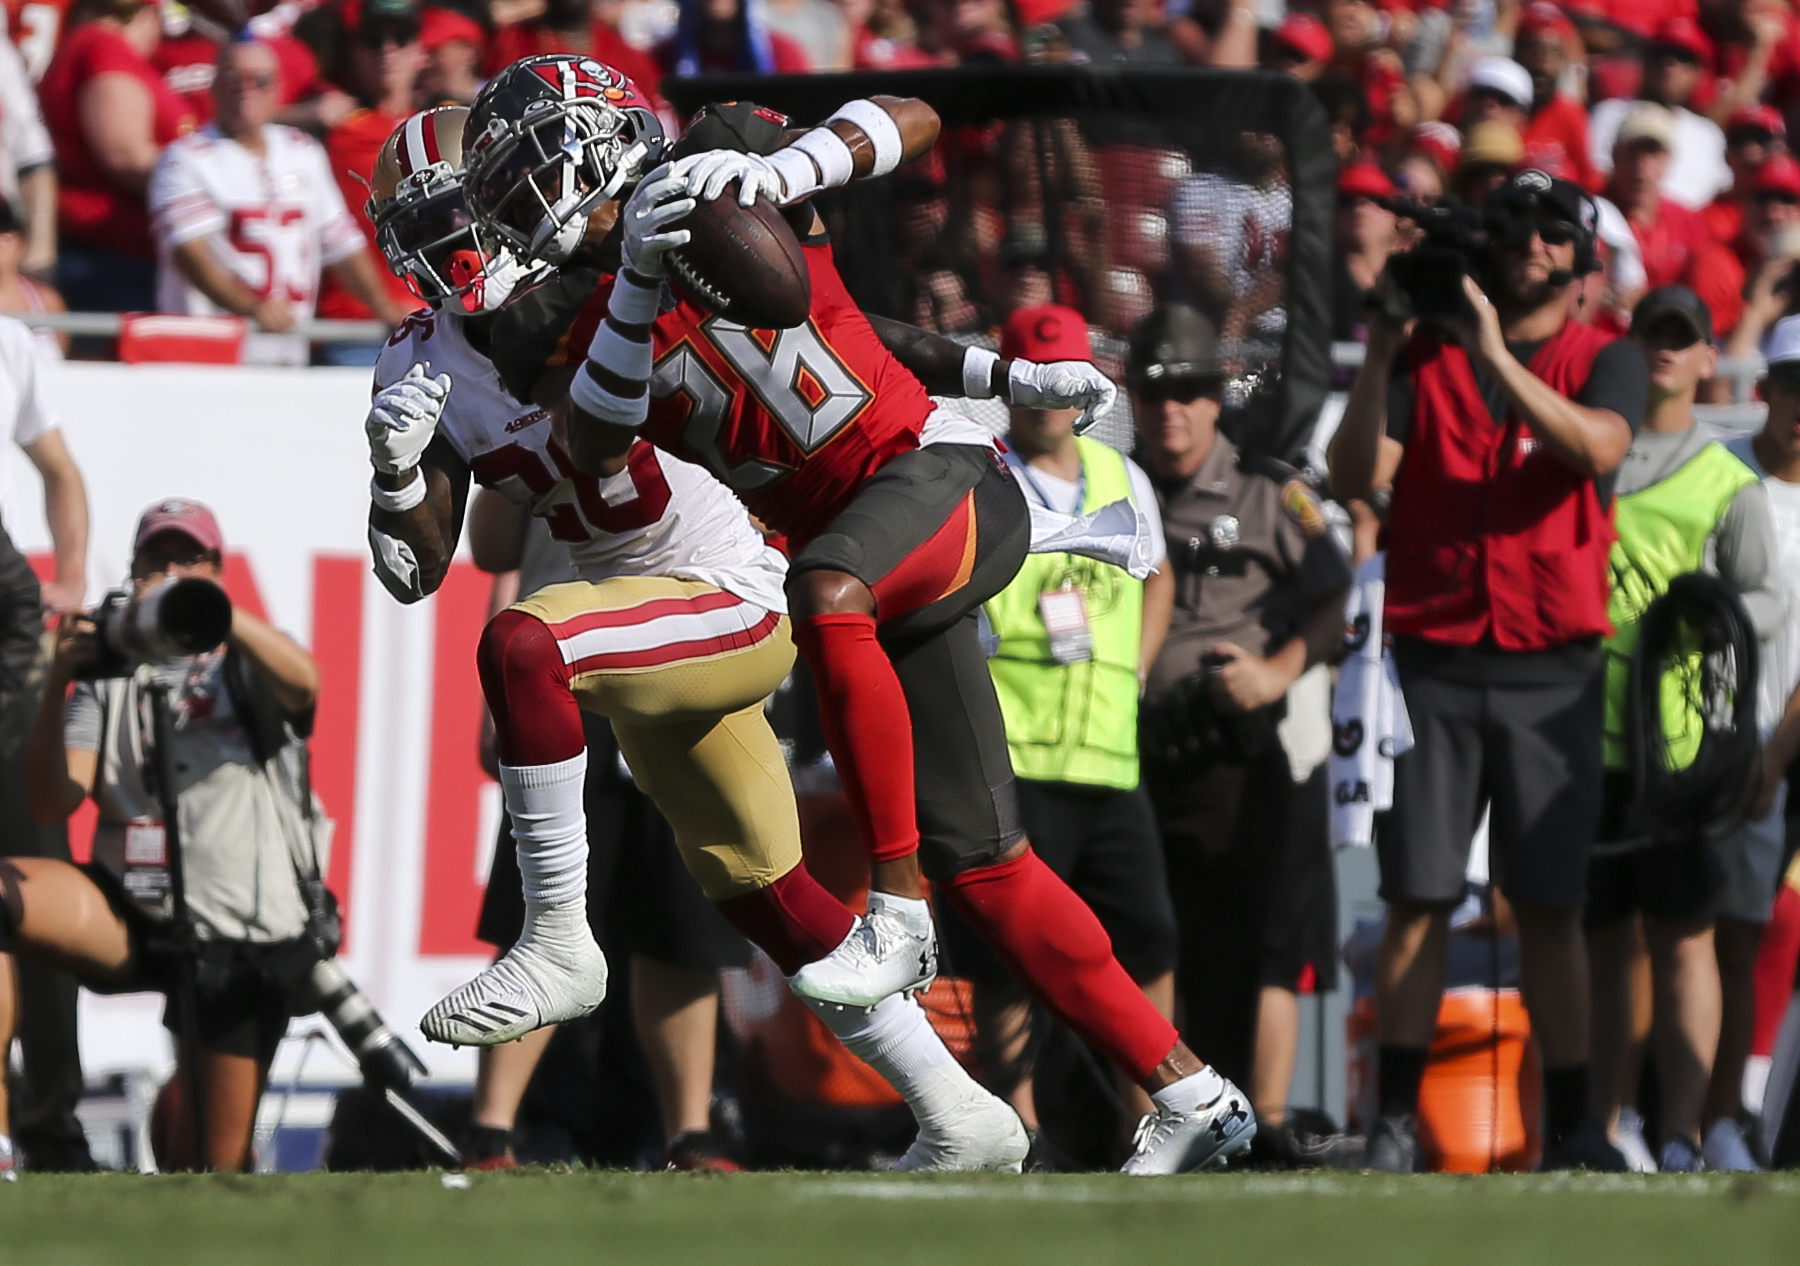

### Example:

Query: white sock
xmin=869 ymin=892 xmax=931 ymax=928
xmin=499 ymin=754 xmax=589 ymax=907
xmin=1153 ymin=1066 xmax=1225 ymax=1115
xmin=804 ymin=993 xmax=973 ymax=1126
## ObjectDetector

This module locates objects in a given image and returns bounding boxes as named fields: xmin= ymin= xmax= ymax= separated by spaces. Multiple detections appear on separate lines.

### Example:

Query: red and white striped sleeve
xmin=147 ymin=140 xmax=227 ymax=249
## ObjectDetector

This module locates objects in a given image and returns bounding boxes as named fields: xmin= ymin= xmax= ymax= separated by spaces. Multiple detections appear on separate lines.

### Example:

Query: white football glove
xmin=366 ymin=363 xmax=452 ymax=475
xmin=620 ymin=164 xmax=696 ymax=278
xmin=1007 ymin=359 xmax=1119 ymax=434
xmin=674 ymin=148 xmax=785 ymax=207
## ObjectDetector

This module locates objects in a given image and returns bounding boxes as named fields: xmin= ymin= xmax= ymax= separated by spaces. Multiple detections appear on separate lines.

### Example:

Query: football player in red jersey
xmin=465 ymin=55 xmax=1255 ymax=1173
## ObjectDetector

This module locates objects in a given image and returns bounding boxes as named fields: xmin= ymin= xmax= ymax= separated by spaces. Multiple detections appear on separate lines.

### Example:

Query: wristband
xmin=370 ymin=470 xmax=427 ymax=514
xmin=828 ymin=100 xmax=904 ymax=177
xmin=784 ymin=126 xmax=856 ymax=198
xmin=766 ymin=147 xmax=823 ymax=204
xmin=962 ymin=346 xmax=1000 ymax=399
xmin=588 ymin=318 xmax=654 ymax=383
xmin=609 ymin=269 xmax=663 ymax=326
xmin=569 ymin=362 xmax=648 ymax=429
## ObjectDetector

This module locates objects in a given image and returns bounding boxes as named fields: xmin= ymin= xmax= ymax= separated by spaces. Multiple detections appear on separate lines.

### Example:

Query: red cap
xmin=1755 ymin=154 xmax=1800 ymax=198
xmin=420 ymin=6 xmax=484 ymax=51
xmin=1272 ymin=14 xmax=1334 ymax=65
xmin=1339 ymin=162 xmax=1397 ymax=199
xmin=1648 ymin=16 xmax=1712 ymax=61
xmin=1001 ymin=304 xmax=1095 ymax=363
xmin=1517 ymin=2 xmax=1576 ymax=41
xmin=1410 ymin=120 xmax=1462 ymax=174
xmin=1727 ymin=105 xmax=1786 ymax=140
xmin=134 ymin=497 xmax=224 ymax=555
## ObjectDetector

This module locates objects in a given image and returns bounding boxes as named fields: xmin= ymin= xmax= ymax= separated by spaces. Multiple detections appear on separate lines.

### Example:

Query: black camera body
xmin=74 ymin=576 xmax=234 ymax=680
xmin=1372 ymin=200 xmax=1515 ymax=324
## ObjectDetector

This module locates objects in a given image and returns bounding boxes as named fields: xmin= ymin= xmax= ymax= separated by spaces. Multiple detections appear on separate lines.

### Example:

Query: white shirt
xmin=0 ymin=314 xmax=58 ymax=545
xmin=148 ymin=124 xmax=365 ymax=323
xmin=1726 ymin=435 xmax=1800 ymax=736
xmin=1001 ymin=445 xmax=1167 ymax=564
xmin=1589 ymin=99 xmax=1731 ymax=211
xmin=377 ymin=310 xmax=790 ymax=614
xmin=1170 ymin=172 xmax=1290 ymax=335
xmin=0 ymin=36 xmax=52 ymax=204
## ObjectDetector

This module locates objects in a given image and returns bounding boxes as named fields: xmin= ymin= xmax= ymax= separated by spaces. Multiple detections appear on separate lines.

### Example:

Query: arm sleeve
xmin=5 ymin=319 xmax=58 ymax=447
xmin=1576 ymin=338 xmax=1649 ymax=433
xmin=64 ymin=683 xmax=102 ymax=752
xmin=147 ymin=145 xmax=228 ymax=250
xmin=1126 ymin=459 xmax=1168 ymax=565
xmin=490 ymin=267 xmax=610 ymax=402
xmin=1714 ymin=478 xmax=1787 ymax=640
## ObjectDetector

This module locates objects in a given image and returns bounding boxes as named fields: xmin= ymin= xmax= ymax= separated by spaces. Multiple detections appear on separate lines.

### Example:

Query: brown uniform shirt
xmin=1146 ymin=433 xmax=1352 ymax=702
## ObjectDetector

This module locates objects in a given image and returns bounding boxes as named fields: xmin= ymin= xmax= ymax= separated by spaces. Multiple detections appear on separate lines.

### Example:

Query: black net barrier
xmin=666 ymin=66 xmax=1335 ymax=466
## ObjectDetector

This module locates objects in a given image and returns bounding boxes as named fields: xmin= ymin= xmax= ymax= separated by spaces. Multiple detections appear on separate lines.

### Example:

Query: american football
xmin=667 ymin=183 xmax=812 ymax=330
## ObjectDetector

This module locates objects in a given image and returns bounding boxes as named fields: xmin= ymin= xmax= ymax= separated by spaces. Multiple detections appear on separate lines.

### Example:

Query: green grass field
xmin=3 ymin=1171 xmax=1800 ymax=1266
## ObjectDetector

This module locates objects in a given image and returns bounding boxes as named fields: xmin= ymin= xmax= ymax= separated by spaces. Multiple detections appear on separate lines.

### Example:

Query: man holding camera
xmin=1330 ymin=169 xmax=1648 ymax=1172
xmin=3 ymin=498 xmax=324 ymax=1172
xmin=1133 ymin=302 xmax=1351 ymax=1143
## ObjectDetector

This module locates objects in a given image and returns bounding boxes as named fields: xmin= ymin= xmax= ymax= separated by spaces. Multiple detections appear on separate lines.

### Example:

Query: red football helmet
xmin=462 ymin=54 xmax=667 ymax=265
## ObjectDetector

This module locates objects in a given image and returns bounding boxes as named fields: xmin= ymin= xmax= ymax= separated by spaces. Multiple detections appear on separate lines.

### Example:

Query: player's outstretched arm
xmin=366 ymin=364 xmax=471 ymax=601
xmin=679 ymin=97 xmax=940 ymax=209
xmin=869 ymin=314 xmax=1118 ymax=434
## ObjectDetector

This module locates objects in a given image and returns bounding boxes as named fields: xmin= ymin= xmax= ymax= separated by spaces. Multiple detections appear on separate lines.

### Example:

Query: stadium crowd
xmin=0 ymin=0 xmax=1793 ymax=1185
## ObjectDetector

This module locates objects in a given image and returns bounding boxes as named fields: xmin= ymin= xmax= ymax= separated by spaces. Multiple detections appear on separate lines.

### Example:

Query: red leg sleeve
xmin=944 ymin=848 xmax=1179 ymax=1083
xmin=715 ymin=864 xmax=856 ymax=976
xmin=1753 ymin=884 xmax=1800 ymax=1058
xmin=792 ymin=611 xmax=920 ymax=863
xmin=477 ymin=609 xmax=586 ymax=768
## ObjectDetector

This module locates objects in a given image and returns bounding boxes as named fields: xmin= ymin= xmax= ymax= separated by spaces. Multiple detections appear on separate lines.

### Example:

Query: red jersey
xmin=1523 ymin=96 xmax=1599 ymax=191
xmin=483 ymin=22 xmax=666 ymax=106
xmin=41 ymin=23 xmax=197 ymax=256
xmin=315 ymin=107 xmax=417 ymax=320
xmin=549 ymin=243 xmax=937 ymax=547
xmin=1621 ymin=194 xmax=1719 ymax=289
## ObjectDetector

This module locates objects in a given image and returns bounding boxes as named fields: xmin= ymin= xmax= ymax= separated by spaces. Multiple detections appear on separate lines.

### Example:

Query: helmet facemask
xmin=376 ymin=166 xmax=527 ymax=316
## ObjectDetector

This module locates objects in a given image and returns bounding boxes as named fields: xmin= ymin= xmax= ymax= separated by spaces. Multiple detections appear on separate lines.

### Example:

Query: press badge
xmin=122 ymin=818 xmax=170 ymax=906
xmin=1039 ymin=587 xmax=1094 ymax=664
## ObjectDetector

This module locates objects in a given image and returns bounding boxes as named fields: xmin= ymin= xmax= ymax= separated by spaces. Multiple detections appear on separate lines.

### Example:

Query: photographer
xmin=1329 ymin=169 xmax=1648 ymax=1173
xmin=2 ymin=498 xmax=322 ymax=1173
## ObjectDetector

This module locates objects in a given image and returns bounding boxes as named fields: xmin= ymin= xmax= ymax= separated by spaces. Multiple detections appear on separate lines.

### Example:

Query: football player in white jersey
xmin=362 ymin=107 xmax=1028 ymax=1172
xmin=147 ymin=39 xmax=409 ymax=356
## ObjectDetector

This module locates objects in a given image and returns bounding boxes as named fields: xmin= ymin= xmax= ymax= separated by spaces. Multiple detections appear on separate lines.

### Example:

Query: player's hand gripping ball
xmin=664 ymin=153 xmax=812 ymax=330
xmin=366 ymin=363 xmax=453 ymax=475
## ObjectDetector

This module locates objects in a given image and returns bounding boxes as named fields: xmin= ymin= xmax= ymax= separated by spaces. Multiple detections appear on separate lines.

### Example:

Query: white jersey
xmin=376 ymin=309 xmax=789 ymax=614
xmin=148 ymin=124 xmax=365 ymax=321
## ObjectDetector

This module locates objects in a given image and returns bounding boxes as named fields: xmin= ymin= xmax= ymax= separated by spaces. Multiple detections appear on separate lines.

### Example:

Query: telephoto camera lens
xmin=306 ymin=958 xmax=430 ymax=1089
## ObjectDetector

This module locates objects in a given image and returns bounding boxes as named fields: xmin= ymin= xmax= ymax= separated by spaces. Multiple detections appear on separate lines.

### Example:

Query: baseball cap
xmin=1460 ymin=121 xmax=1525 ymax=168
xmin=134 ymin=498 xmax=224 ymax=555
xmin=1726 ymin=105 xmax=1785 ymax=143
xmin=1647 ymin=16 xmax=1712 ymax=62
xmin=420 ymin=5 xmax=483 ymax=51
xmin=1339 ymin=162 xmax=1397 ymax=200
xmin=355 ymin=0 xmax=421 ymax=40
xmin=1468 ymin=56 xmax=1534 ymax=108
xmin=1271 ymin=13 xmax=1333 ymax=65
xmin=1126 ymin=304 xmax=1221 ymax=387
xmin=1616 ymin=102 xmax=1677 ymax=151
xmin=1754 ymin=154 xmax=1800 ymax=198
xmin=1766 ymin=314 xmax=1800 ymax=367
xmin=1410 ymin=120 xmax=1462 ymax=174
xmin=1516 ymin=2 xmax=1576 ymax=43
xmin=1001 ymin=304 xmax=1094 ymax=363
xmin=1630 ymin=284 xmax=1713 ymax=344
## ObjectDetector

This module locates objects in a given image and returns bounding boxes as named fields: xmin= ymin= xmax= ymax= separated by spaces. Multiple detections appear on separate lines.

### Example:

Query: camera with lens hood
xmin=74 ymin=575 xmax=234 ymax=680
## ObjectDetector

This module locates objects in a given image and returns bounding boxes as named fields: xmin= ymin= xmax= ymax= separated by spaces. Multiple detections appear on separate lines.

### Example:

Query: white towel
xmin=1329 ymin=553 xmax=1414 ymax=849
xmin=1026 ymin=497 xmax=1156 ymax=580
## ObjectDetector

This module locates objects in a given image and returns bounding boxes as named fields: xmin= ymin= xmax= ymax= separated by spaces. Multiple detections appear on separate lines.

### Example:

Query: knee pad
xmin=478 ymin=609 xmax=584 ymax=767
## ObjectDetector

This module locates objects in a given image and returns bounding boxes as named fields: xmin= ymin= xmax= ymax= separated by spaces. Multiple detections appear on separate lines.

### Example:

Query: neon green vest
xmin=1603 ymin=441 xmax=1758 ymax=769
xmin=987 ymin=437 xmax=1143 ymax=789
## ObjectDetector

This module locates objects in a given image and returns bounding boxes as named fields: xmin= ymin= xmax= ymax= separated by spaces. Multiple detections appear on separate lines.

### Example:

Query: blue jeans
xmin=57 ymin=245 xmax=155 ymax=314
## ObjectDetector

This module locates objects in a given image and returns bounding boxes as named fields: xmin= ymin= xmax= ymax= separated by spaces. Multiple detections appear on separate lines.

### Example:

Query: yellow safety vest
xmin=987 ymin=437 xmax=1144 ymax=789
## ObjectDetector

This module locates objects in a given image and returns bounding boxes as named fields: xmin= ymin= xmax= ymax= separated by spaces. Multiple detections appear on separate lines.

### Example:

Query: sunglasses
xmin=1136 ymin=376 xmax=1223 ymax=404
xmin=1759 ymin=191 xmax=1800 ymax=206
xmin=358 ymin=23 xmax=419 ymax=50
xmin=1649 ymin=46 xmax=1702 ymax=65
xmin=220 ymin=71 xmax=278 ymax=90
xmin=1532 ymin=218 xmax=1578 ymax=246
xmin=1768 ymin=362 xmax=1800 ymax=393
xmin=1729 ymin=129 xmax=1776 ymax=148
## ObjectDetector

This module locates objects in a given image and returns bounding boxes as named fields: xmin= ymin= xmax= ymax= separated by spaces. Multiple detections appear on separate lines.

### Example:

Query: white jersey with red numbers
xmin=376 ymin=308 xmax=789 ymax=614
xmin=148 ymin=123 xmax=365 ymax=320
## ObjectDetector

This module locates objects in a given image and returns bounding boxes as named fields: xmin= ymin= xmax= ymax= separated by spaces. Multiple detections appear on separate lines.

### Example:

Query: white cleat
xmin=788 ymin=893 xmax=938 ymax=1009
xmin=421 ymin=905 xmax=608 ymax=1046
xmin=894 ymin=1077 xmax=1030 ymax=1173
xmin=1120 ymin=1078 xmax=1256 ymax=1176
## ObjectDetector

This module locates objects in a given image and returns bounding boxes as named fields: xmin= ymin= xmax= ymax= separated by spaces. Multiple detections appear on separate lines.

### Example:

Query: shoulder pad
xmin=671 ymin=101 xmax=792 ymax=160
xmin=491 ymin=267 xmax=608 ymax=403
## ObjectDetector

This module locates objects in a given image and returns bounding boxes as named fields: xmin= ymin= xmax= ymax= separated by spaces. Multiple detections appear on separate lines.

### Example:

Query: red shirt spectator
xmin=1525 ymin=96 xmax=1599 ymax=190
xmin=1704 ymin=105 xmax=1785 ymax=246
xmin=486 ymin=10 xmax=666 ymax=104
xmin=40 ymin=3 xmax=195 ymax=260
xmin=154 ymin=30 xmax=329 ymax=126
xmin=1597 ymin=0 xmax=1698 ymax=41
xmin=1514 ymin=5 xmax=1600 ymax=189
xmin=1704 ymin=0 xmax=1800 ymax=113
